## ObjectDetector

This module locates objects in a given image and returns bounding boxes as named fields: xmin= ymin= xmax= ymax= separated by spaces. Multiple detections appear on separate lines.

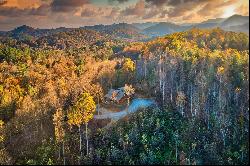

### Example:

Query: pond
xmin=127 ymin=98 xmax=156 ymax=113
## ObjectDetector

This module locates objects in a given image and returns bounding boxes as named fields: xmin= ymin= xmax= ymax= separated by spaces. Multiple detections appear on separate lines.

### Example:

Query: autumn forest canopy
xmin=0 ymin=10 xmax=249 ymax=165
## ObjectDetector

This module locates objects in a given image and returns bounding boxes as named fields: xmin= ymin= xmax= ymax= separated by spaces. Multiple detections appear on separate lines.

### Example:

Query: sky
xmin=0 ymin=0 xmax=249 ymax=31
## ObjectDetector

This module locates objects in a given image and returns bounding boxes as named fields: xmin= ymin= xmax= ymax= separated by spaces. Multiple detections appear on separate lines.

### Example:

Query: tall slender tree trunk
xmin=181 ymin=104 xmax=184 ymax=117
xmin=219 ymin=77 xmax=221 ymax=110
xmin=207 ymin=108 xmax=210 ymax=130
xmin=58 ymin=145 xmax=61 ymax=160
xmin=241 ymin=151 xmax=244 ymax=162
xmin=98 ymin=96 xmax=100 ymax=115
xmin=159 ymin=55 xmax=162 ymax=91
xmin=221 ymin=129 xmax=226 ymax=146
xmin=190 ymin=85 xmax=193 ymax=117
xmin=162 ymin=81 xmax=165 ymax=104
xmin=175 ymin=140 xmax=178 ymax=163
xmin=170 ymin=71 xmax=173 ymax=102
xmin=63 ymin=141 xmax=66 ymax=165
xmin=86 ymin=123 xmax=89 ymax=156
xmin=79 ymin=126 xmax=82 ymax=158
xmin=127 ymin=97 xmax=130 ymax=113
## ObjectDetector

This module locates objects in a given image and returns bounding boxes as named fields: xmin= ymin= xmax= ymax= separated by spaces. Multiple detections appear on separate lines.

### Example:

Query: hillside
xmin=1 ymin=15 xmax=248 ymax=43
xmin=35 ymin=29 xmax=112 ymax=49
xmin=0 ymin=27 xmax=249 ymax=165
xmin=131 ymin=22 xmax=158 ymax=30
xmin=0 ymin=0 xmax=249 ymax=164
xmin=83 ymin=23 xmax=149 ymax=41
xmin=1 ymin=25 xmax=76 ymax=41
xmin=223 ymin=22 xmax=249 ymax=34
xmin=140 ymin=15 xmax=249 ymax=37
xmin=143 ymin=22 xmax=184 ymax=37
xmin=220 ymin=14 xmax=249 ymax=27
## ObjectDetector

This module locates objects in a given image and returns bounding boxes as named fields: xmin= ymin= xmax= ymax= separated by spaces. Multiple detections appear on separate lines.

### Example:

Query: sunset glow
xmin=0 ymin=0 xmax=249 ymax=30
xmin=222 ymin=6 xmax=236 ymax=18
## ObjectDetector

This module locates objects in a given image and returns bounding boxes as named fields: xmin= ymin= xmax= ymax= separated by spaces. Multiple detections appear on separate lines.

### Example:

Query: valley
xmin=0 ymin=4 xmax=249 ymax=165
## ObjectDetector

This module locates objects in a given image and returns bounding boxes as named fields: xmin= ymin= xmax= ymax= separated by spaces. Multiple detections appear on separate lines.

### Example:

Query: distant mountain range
xmin=142 ymin=22 xmax=185 ymax=37
xmin=1 ymin=25 xmax=76 ymax=41
xmin=0 ymin=14 xmax=248 ymax=42
xmin=82 ymin=14 xmax=249 ymax=39
xmin=131 ymin=22 xmax=158 ymax=30
xmin=141 ymin=14 xmax=249 ymax=37
xmin=82 ymin=23 xmax=149 ymax=41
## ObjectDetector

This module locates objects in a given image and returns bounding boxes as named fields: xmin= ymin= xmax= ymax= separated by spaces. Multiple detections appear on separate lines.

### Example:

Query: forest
xmin=0 ymin=27 xmax=249 ymax=165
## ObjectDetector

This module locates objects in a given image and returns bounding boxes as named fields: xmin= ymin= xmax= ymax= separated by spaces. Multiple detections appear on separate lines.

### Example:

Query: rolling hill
xmin=142 ymin=22 xmax=184 ymax=37
xmin=0 ymin=15 xmax=248 ymax=46
xmin=83 ymin=23 xmax=149 ymax=41
xmin=140 ymin=15 xmax=249 ymax=37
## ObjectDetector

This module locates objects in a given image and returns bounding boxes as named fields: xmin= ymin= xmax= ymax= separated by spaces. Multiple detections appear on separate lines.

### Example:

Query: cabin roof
xmin=104 ymin=87 xmax=126 ymax=102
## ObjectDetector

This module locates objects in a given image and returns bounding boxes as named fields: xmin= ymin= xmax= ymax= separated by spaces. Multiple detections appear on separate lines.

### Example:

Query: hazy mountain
xmin=142 ymin=22 xmax=184 ymax=37
xmin=180 ymin=23 xmax=198 ymax=26
xmin=83 ymin=23 xmax=149 ymax=41
xmin=220 ymin=14 xmax=249 ymax=27
xmin=140 ymin=15 xmax=249 ymax=37
xmin=222 ymin=22 xmax=249 ymax=34
xmin=131 ymin=22 xmax=158 ymax=30
xmin=201 ymin=18 xmax=226 ymax=24
xmin=0 ymin=31 xmax=5 ymax=35
xmin=1 ymin=15 xmax=248 ymax=43
xmin=190 ymin=22 xmax=218 ymax=29
xmin=84 ymin=23 xmax=140 ymax=33
xmin=1 ymin=25 xmax=75 ymax=41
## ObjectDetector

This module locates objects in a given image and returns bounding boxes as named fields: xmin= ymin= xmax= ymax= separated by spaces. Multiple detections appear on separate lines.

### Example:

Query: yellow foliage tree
xmin=0 ymin=120 xmax=4 ymax=143
xmin=122 ymin=58 xmax=135 ymax=73
xmin=121 ymin=58 xmax=136 ymax=84
xmin=67 ymin=92 xmax=96 ymax=157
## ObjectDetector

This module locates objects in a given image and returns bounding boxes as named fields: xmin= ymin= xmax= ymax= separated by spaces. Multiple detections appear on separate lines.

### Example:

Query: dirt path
xmin=94 ymin=108 xmax=128 ymax=120
xmin=94 ymin=98 xmax=155 ymax=121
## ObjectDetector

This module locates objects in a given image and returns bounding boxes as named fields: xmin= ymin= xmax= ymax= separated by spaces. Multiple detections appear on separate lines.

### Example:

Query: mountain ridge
xmin=0 ymin=14 xmax=248 ymax=42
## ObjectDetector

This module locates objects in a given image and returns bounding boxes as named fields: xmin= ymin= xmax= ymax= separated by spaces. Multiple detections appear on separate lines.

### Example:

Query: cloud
xmin=81 ymin=7 xmax=104 ymax=17
xmin=121 ymin=0 xmax=145 ymax=16
xmin=235 ymin=4 xmax=249 ymax=16
xmin=29 ymin=4 xmax=50 ymax=16
xmin=0 ymin=6 xmax=29 ymax=17
xmin=2 ymin=0 xmax=47 ymax=9
xmin=197 ymin=0 xmax=237 ymax=17
xmin=80 ymin=4 xmax=114 ymax=18
xmin=143 ymin=0 xmax=211 ymax=19
xmin=145 ymin=0 xmax=237 ymax=19
xmin=0 ymin=4 xmax=50 ymax=17
xmin=144 ymin=0 xmax=205 ymax=7
xmin=0 ymin=0 xmax=7 ymax=6
xmin=167 ymin=0 xmax=208 ymax=18
xmin=109 ymin=0 xmax=129 ymax=4
xmin=142 ymin=6 xmax=163 ymax=19
xmin=0 ymin=0 xmax=248 ymax=30
xmin=51 ymin=0 xmax=89 ymax=12
xmin=145 ymin=0 xmax=168 ymax=7
xmin=105 ymin=7 xmax=120 ymax=20
xmin=81 ymin=8 xmax=97 ymax=17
